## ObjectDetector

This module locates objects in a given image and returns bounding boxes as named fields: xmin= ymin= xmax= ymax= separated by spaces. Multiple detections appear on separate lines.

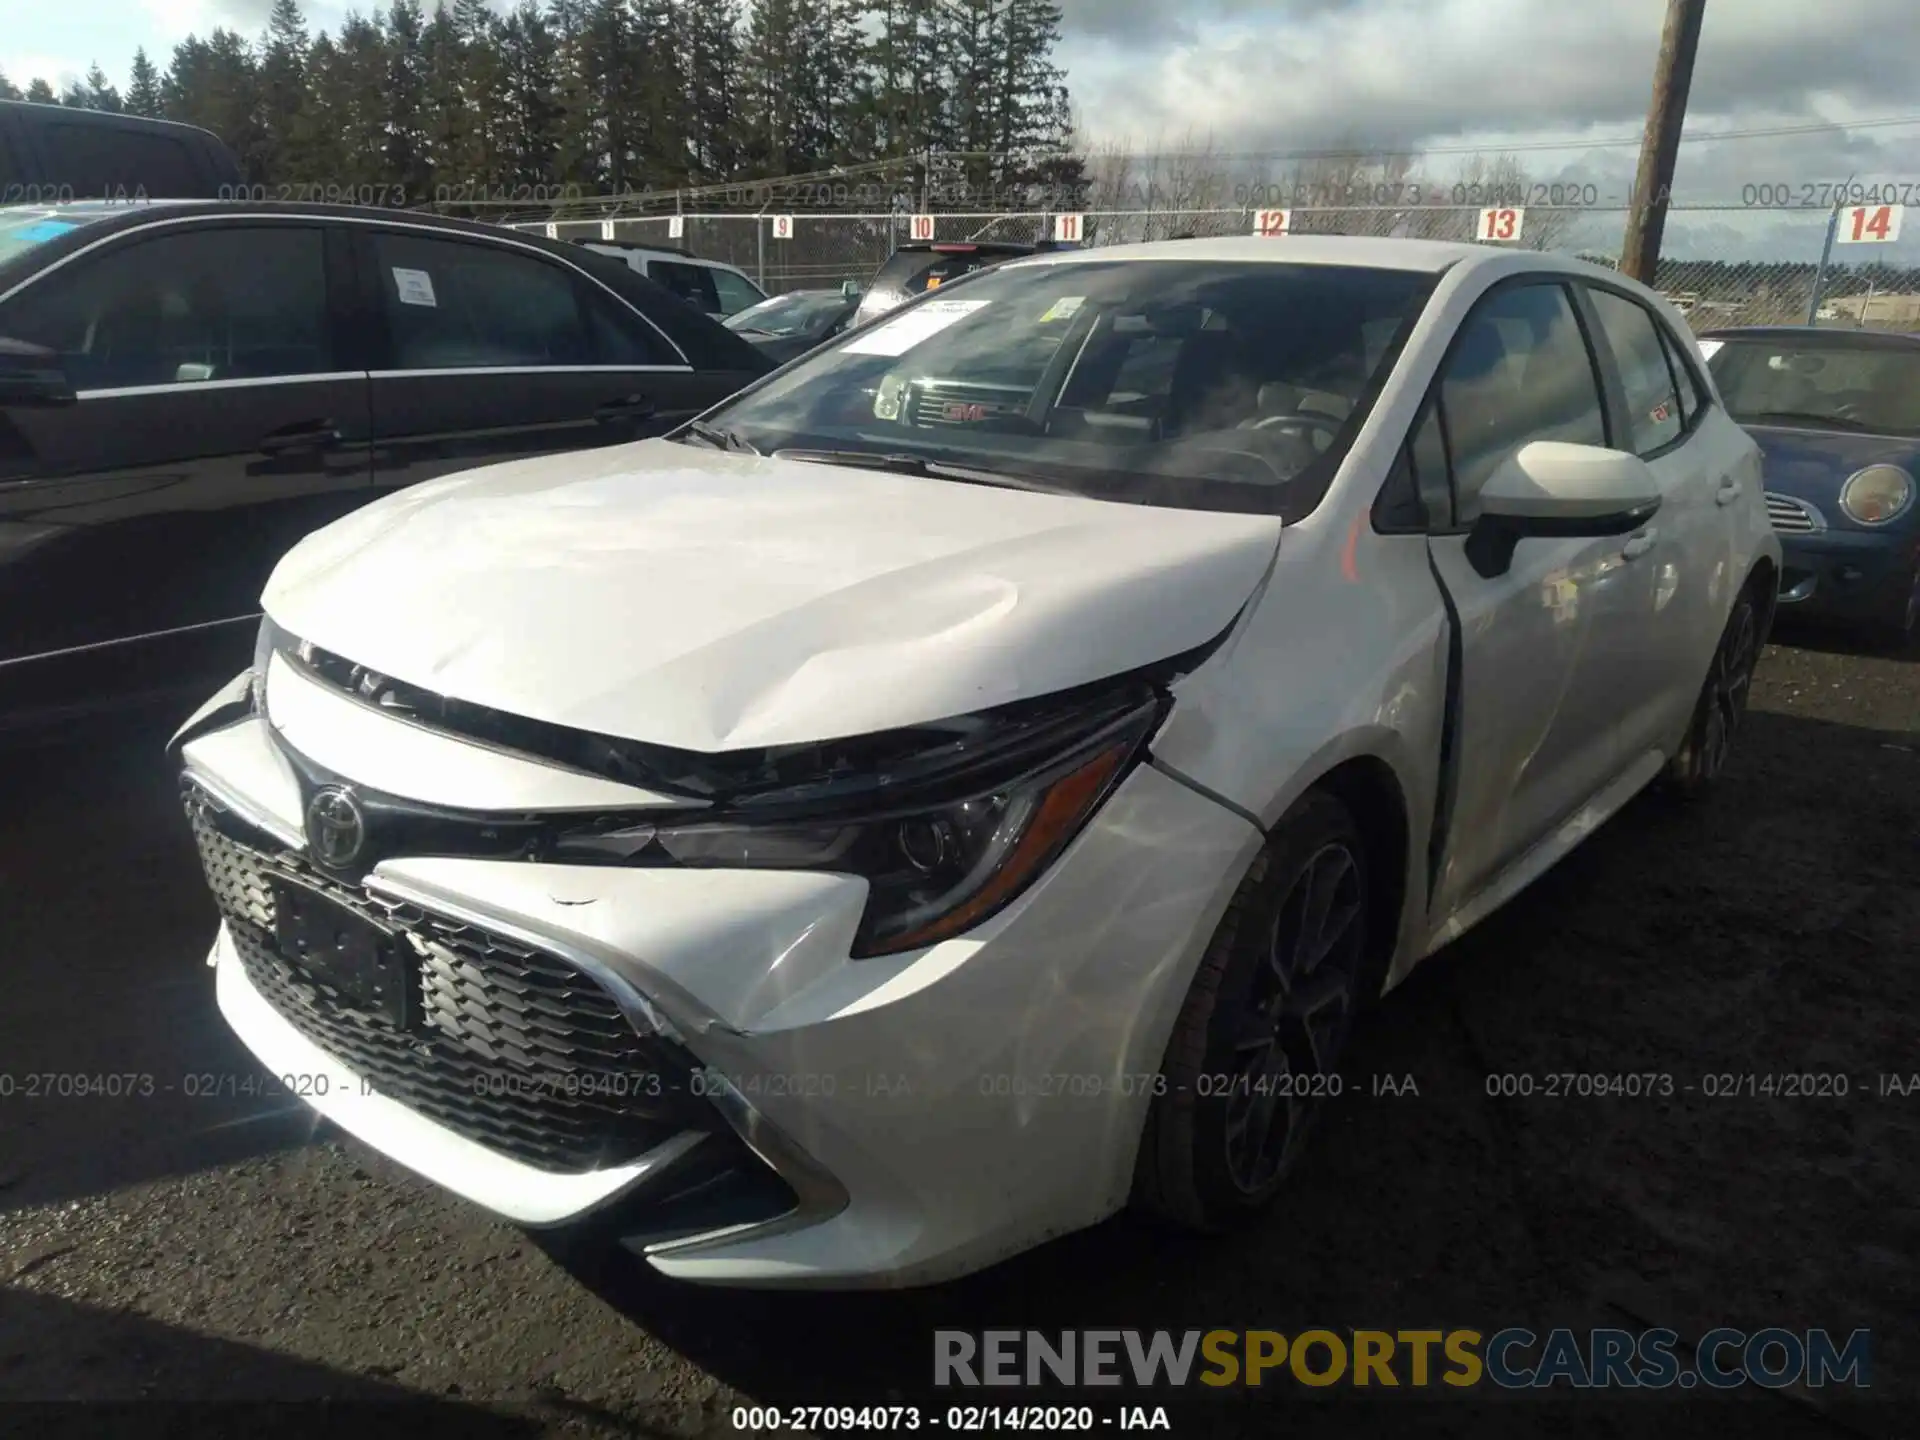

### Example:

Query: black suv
xmin=852 ymin=239 xmax=1078 ymax=327
xmin=0 ymin=201 xmax=770 ymax=739
xmin=0 ymin=100 xmax=242 ymax=202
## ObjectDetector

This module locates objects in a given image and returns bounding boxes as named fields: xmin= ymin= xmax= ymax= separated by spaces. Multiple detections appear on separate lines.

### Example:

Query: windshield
xmin=1707 ymin=337 xmax=1920 ymax=437
xmin=0 ymin=209 xmax=95 ymax=267
xmin=727 ymin=291 xmax=849 ymax=335
xmin=695 ymin=258 xmax=1435 ymax=518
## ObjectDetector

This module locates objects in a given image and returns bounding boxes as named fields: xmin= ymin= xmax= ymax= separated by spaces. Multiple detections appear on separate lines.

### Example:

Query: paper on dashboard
xmin=842 ymin=299 xmax=992 ymax=357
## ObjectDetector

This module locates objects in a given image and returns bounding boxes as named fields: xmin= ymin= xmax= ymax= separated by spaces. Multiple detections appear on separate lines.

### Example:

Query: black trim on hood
xmin=264 ymin=612 xmax=1238 ymax=809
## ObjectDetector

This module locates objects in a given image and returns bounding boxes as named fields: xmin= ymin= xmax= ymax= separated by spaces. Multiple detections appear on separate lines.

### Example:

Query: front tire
xmin=1666 ymin=582 xmax=1762 ymax=799
xmin=1133 ymin=790 xmax=1371 ymax=1232
xmin=1873 ymin=561 xmax=1919 ymax=652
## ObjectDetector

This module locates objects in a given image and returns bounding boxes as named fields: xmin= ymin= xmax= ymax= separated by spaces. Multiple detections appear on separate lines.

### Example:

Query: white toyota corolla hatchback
xmin=172 ymin=236 xmax=1780 ymax=1288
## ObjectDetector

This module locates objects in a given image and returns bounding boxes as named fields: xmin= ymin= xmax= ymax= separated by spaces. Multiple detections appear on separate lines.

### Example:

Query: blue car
xmin=1699 ymin=326 xmax=1920 ymax=646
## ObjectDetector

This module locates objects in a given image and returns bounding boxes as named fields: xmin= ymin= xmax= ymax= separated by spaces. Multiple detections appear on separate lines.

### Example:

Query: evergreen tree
xmin=76 ymin=0 xmax=1082 ymax=201
xmin=24 ymin=79 xmax=58 ymax=105
xmin=423 ymin=3 xmax=474 ymax=189
xmin=497 ymin=1 xmax=564 ymax=186
xmin=452 ymin=0 xmax=510 ymax=186
xmin=0 ymin=70 xmax=20 ymax=102
xmin=125 ymin=50 xmax=164 ymax=117
xmin=259 ymin=0 xmax=313 ymax=182
xmin=677 ymin=0 xmax=743 ymax=183
xmin=384 ymin=1 xmax=432 ymax=197
xmin=84 ymin=63 xmax=124 ymax=112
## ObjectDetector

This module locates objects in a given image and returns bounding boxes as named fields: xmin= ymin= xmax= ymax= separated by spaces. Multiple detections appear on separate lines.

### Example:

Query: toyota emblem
xmin=305 ymin=787 xmax=367 ymax=868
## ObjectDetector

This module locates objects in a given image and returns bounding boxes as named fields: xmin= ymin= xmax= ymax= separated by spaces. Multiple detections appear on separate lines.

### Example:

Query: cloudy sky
xmin=8 ymin=0 xmax=1919 ymax=258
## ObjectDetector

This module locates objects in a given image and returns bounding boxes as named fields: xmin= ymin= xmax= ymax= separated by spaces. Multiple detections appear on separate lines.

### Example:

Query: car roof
xmin=1700 ymin=324 xmax=1920 ymax=347
xmin=0 ymin=200 xmax=774 ymax=374
xmin=576 ymin=237 xmax=698 ymax=258
xmin=1001 ymin=234 xmax=1536 ymax=274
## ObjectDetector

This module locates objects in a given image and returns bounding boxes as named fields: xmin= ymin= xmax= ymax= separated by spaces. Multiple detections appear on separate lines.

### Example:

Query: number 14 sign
xmin=1838 ymin=204 xmax=1903 ymax=244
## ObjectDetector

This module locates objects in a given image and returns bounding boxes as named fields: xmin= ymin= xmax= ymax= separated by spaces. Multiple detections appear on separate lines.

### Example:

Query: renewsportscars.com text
xmin=934 ymin=1328 xmax=1871 ymax=1390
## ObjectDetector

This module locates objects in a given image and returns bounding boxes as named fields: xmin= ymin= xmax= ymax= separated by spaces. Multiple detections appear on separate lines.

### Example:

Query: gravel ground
xmin=1 ymin=623 xmax=1915 ymax=1440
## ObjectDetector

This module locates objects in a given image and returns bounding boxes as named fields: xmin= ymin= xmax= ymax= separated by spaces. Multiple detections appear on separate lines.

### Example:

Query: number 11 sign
xmin=1838 ymin=204 xmax=1904 ymax=244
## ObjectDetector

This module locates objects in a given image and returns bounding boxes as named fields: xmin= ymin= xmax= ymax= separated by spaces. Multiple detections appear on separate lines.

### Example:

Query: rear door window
xmin=649 ymin=260 xmax=723 ymax=315
xmin=369 ymin=230 xmax=591 ymax=370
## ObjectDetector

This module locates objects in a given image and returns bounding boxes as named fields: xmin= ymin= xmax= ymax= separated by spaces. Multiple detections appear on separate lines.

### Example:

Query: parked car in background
xmin=172 ymin=236 xmax=1778 ymax=1289
xmin=0 ymin=200 xmax=770 ymax=740
xmin=1699 ymin=326 xmax=1919 ymax=645
xmin=573 ymin=239 xmax=767 ymax=321
xmin=851 ymin=238 xmax=1078 ymax=327
xmin=724 ymin=282 xmax=862 ymax=364
xmin=0 ymin=98 xmax=242 ymax=202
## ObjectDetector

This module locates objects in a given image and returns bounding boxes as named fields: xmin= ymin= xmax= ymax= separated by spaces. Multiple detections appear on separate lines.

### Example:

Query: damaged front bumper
xmin=177 ymin=659 xmax=1261 ymax=1288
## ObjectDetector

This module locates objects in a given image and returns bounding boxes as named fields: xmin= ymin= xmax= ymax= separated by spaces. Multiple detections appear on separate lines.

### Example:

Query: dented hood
xmin=262 ymin=439 xmax=1282 ymax=752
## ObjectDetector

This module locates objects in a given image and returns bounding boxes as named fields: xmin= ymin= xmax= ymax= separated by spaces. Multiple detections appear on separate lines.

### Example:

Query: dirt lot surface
xmin=2 ymin=622 xmax=1915 ymax=1440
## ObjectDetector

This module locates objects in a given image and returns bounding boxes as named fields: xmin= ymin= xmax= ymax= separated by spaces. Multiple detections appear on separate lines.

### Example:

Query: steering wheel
xmin=1239 ymin=410 xmax=1343 ymax=451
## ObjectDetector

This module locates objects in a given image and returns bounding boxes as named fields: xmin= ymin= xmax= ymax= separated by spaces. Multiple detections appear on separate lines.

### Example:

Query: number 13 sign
xmin=1478 ymin=207 xmax=1525 ymax=242
xmin=1838 ymin=204 xmax=1903 ymax=244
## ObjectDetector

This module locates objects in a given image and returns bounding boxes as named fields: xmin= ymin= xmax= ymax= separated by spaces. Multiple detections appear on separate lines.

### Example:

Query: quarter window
xmin=370 ymin=232 xmax=589 ymax=369
xmin=708 ymin=267 xmax=766 ymax=316
xmin=1437 ymin=283 xmax=1608 ymax=520
xmin=1657 ymin=321 xmax=1710 ymax=427
xmin=1588 ymin=288 xmax=1684 ymax=455
xmin=1 ymin=224 xmax=331 ymax=390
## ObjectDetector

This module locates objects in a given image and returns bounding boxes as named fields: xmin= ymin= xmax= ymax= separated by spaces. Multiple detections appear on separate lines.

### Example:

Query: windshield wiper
xmin=681 ymin=419 xmax=759 ymax=454
xmin=770 ymin=448 xmax=1071 ymax=494
xmin=1738 ymin=410 xmax=1875 ymax=433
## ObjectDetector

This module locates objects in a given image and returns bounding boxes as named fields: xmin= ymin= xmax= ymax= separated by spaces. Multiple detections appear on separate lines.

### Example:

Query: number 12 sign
xmin=1252 ymin=209 xmax=1290 ymax=236
xmin=1478 ymin=207 xmax=1525 ymax=242
xmin=1838 ymin=204 xmax=1903 ymax=244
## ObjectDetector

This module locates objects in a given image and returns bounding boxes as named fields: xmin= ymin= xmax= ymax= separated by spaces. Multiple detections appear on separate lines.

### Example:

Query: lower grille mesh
xmin=186 ymin=784 xmax=713 ymax=1173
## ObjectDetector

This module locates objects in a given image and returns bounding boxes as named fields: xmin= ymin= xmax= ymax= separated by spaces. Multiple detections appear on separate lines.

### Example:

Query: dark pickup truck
xmin=1 ymin=100 xmax=243 ymax=203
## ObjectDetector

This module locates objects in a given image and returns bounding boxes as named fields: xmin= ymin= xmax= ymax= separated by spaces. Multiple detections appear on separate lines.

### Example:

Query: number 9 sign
xmin=771 ymin=214 xmax=794 ymax=240
xmin=1478 ymin=207 xmax=1525 ymax=242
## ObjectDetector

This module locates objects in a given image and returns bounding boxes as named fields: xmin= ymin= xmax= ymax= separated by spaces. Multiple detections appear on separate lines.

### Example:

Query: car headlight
xmin=1838 ymin=465 xmax=1915 ymax=526
xmin=552 ymin=694 xmax=1162 ymax=958
xmin=251 ymin=616 xmax=280 ymax=708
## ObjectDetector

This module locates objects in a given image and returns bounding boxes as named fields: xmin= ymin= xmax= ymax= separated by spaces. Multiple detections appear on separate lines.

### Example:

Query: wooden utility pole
xmin=1618 ymin=0 xmax=1709 ymax=284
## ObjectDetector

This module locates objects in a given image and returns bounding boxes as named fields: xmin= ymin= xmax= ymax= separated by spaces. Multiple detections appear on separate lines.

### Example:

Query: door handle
xmin=1622 ymin=530 xmax=1658 ymax=560
xmin=595 ymin=394 xmax=656 ymax=422
xmin=1716 ymin=479 xmax=1742 ymax=506
xmin=257 ymin=420 xmax=343 ymax=454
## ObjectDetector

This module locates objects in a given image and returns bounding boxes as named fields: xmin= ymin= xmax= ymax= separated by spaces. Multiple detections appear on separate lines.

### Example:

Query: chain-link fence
xmin=505 ymin=204 xmax=1920 ymax=334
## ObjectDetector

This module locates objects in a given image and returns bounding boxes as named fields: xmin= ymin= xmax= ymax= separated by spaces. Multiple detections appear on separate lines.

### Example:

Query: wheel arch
xmin=1307 ymin=755 xmax=1413 ymax=1004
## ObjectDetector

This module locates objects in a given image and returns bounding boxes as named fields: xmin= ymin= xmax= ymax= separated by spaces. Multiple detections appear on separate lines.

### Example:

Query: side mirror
xmin=0 ymin=338 xmax=76 ymax=408
xmin=1465 ymin=441 xmax=1661 ymax=578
